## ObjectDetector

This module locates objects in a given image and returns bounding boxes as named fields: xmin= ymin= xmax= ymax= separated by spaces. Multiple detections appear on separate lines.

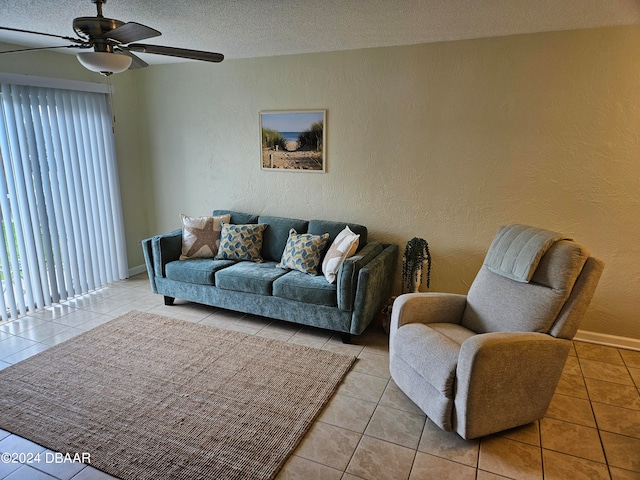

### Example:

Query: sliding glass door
xmin=0 ymin=83 xmax=128 ymax=321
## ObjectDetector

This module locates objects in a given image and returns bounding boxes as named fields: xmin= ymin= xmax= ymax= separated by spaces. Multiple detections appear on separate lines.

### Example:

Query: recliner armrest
xmin=390 ymin=293 xmax=467 ymax=332
xmin=454 ymin=331 xmax=571 ymax=439
xmin=457 ymin=331 xmax=569 ymax=375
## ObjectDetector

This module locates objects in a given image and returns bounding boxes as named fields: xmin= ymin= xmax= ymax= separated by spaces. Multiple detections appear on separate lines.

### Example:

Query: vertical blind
xmin=0 ymin=83 xmax=128 ymax=322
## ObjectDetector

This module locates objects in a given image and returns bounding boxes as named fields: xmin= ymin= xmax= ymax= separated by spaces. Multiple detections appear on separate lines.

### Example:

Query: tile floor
xmin=0 ymin=274 xmax=639 ymax=480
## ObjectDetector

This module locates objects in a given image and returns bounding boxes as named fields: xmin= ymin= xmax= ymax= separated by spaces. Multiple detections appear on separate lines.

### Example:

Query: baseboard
xmin=128 ymin=264 xmax=147 ymax=277
xmin=574 ymin=330 xmax=640 ymax=352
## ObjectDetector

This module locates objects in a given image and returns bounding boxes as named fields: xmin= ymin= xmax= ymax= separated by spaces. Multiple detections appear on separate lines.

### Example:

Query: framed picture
xmin=260 ymin=110 xmax=326 ymax=172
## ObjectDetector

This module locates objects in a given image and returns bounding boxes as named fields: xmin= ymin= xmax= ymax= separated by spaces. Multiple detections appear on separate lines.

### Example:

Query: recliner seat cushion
xmin=215 ymin=261 xmax=287 ymax=295
xmin=165 ymin=259 xmax=236 ymax=286
xmin=429 ymin=323 xmax=477 ymax=346
xmin=392 ymin=323 xmax=474 ymax=398
xmin=272 ymin=271 xmax=337 ymax=306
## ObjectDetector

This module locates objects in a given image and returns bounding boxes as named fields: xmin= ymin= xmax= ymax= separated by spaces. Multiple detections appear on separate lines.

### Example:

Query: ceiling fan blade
xmin=0 ymin=26 xmax=86 ymax=45
xmin=114 ymin=47 xmax=148 ymax=69
xmin=127 ymin=43 xmax=224 ymax=63
xmin=0 ymin=45 xmax=85 ymax=54
xmin=106 ymin=22 xmax=161 ymax=44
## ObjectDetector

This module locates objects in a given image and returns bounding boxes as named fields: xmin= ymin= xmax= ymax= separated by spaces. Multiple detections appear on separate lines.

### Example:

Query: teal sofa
xmin=142 ymin=210 xmax=398 ymax=342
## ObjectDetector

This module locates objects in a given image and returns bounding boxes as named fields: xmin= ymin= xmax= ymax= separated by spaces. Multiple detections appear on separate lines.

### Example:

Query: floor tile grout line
xmin=576 ymin=349 xmax=615 ymax=480
xmin=619 ymin=348 xmax=640 ymax=392
xmin=537 ymin=418 xmax=545 ymax=479
xmin=539 ymin=444 xmax=610 ymax=467
xmin=403 ymin=439 xmax=420 ymax=480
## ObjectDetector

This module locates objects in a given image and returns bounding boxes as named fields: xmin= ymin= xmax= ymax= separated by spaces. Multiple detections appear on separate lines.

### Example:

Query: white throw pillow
xmin=322 ymin=226 xmax=360 ymax=283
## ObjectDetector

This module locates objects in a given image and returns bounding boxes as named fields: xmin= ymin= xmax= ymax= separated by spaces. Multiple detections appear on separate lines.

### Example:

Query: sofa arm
xmin=390 ymin=293 xmax=467 ymax=333
xmin=337 ymin=242 xmax=385 ymax=311
xmin=141 ymin=237 xmax=158 ymax=293
xmin=348 ymin=244 xmax=398 ymax=335
xmin=455 ymin=332 xmax=571 ymax=439
xmin=148 ymin=229 xmax=182 ymax=278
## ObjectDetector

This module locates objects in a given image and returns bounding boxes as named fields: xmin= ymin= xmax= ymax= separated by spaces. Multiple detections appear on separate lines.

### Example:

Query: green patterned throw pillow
xmin=278 ymin=229 xmax=329 ymax=275
xmin=214 ymin=222 xmax=267 ymax=263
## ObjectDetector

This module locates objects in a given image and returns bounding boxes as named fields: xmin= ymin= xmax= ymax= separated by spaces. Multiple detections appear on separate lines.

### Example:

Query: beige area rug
xmin=0 ymin=311 xmax=355 ymax=480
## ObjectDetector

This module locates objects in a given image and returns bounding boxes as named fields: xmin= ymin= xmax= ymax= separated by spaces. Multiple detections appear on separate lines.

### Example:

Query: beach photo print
xmin=260 ymin=110 xmax=326 ymax=172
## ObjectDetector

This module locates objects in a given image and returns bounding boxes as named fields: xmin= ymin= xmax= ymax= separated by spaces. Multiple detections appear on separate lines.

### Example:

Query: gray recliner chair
xmin=389 ymin=225 xmax=604 ymax=439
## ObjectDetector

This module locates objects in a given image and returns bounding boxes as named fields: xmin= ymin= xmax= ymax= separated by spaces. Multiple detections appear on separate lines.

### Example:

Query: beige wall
xmin=2 ymin=24 xmax=639 ymax=341
xmin=136 ymin=26 xmax=640 ymax=340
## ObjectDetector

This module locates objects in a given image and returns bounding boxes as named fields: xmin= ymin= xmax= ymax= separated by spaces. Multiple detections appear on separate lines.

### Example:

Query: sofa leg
xmin=164 ymin=296 xmax=175 ymax=306
xmin=341 ymin=333 xmax=352 ymax=344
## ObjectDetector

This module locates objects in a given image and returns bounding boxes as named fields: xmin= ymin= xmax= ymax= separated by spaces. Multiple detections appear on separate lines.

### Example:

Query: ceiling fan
xmin=0 ymin=0 xmax=224 ymax=76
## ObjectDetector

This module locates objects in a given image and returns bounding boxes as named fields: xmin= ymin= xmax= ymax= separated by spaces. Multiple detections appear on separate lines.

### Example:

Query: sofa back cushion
xmin=211 ymin=212 xmax=369 ymax=264
xmin=258 ymin=216 xmax=309 ymax=262
xmin=212 ymin=210 xmax=258 ymax=225
xmin=308 ymin=220 xmax=368 ymax=251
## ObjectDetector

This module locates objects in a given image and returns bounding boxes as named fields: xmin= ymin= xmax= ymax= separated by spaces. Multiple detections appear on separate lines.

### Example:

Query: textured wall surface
xmin=135 ymin=26 xmax=640 ymax=340
xmin=2 ymin=25 xmax=639 ymax=340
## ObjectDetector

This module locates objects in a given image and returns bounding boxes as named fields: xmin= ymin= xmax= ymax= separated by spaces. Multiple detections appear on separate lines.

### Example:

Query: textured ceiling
xmin=1 ymin=0 xmax=640 ymax=64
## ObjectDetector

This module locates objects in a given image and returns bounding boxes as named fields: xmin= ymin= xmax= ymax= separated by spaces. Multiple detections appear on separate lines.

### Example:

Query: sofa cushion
xmin=277 ymin=229 xmax=329 ymax=275
xmin=258 ymin=216 xmax=309 ymax=262
xmin=393 ymin=323 xmax=473 ymax=398
xmin=215 ymin=261 xmax=287 ymax=296
xmin=180 ymin=213 xmax=230 ymax=260
xmin=212 ymin=210 xmax=258 ymax=225
xmin=308 ymin=220 xmax=367 ymax=251
xmin=215 ymin=222 xmax=266 ymax=263
xmin=273 ymin=270 xmax=338 ymax=307
xmin=165 ymin=259 xmax=236 ymax=286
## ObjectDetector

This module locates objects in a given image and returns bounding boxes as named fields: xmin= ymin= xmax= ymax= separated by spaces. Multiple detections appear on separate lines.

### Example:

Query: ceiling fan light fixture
xmin=1 ymin=0 xmax=224 ymax=73
xmin=76 ymin=51 xmax=132 ymax=75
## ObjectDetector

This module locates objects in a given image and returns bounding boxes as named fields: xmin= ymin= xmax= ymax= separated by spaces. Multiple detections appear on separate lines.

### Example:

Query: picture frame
xmin=260 ymin=110 xmax=326 ymax=172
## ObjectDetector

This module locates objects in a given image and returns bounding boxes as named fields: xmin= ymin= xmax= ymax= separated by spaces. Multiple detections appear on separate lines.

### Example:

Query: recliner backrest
xmin=549 ymin=256 xmax=605 ymax=339
xmin=461 ymin=240 xmax=590 ymax=335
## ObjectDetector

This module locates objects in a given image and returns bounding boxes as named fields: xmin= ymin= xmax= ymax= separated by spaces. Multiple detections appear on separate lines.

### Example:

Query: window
xmin=0 ymin=81 xmax=128 ymax=321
